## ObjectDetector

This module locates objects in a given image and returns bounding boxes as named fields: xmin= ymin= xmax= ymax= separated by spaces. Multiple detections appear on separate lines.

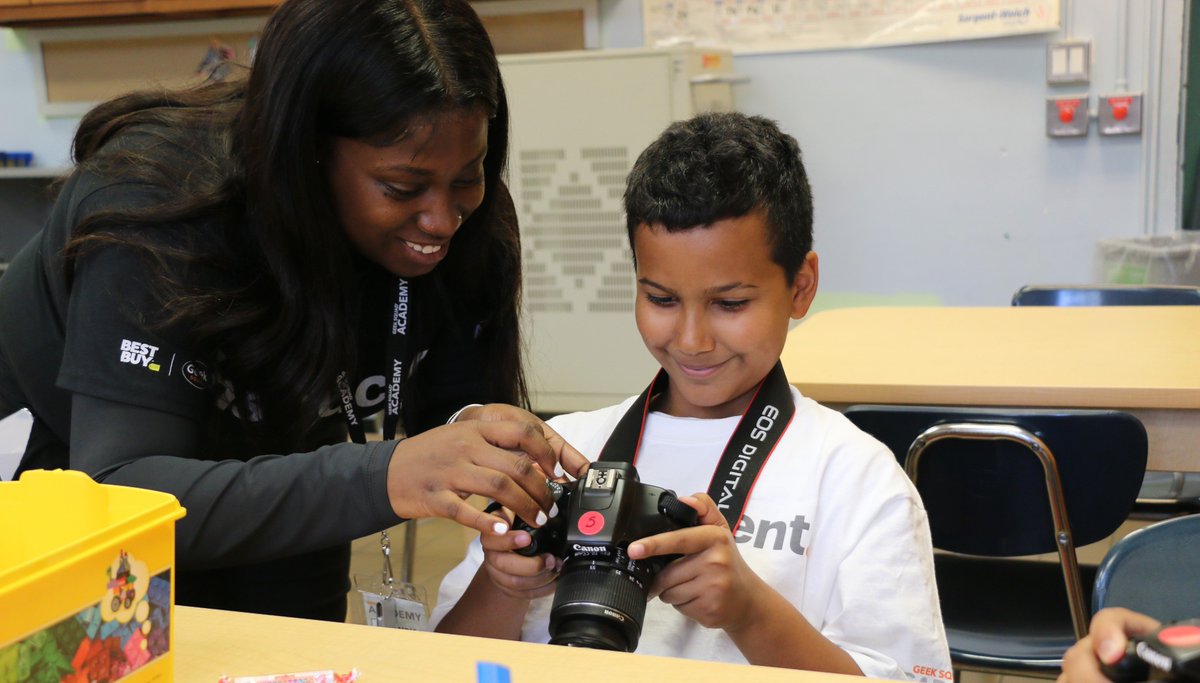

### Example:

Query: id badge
xmin=353 ymin=529 xmax=427 ymax=631
xmin=355 ymin=574 xmax=427 ymax=631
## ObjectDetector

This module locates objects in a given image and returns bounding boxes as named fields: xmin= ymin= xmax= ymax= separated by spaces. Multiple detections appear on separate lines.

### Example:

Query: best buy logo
xmin=119 ymin=339 xmax=161 ymax=372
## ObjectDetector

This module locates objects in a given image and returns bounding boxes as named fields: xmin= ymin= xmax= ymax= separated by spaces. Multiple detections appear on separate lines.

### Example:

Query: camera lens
xmin=547 ymin=559 xmax=650 ymax=652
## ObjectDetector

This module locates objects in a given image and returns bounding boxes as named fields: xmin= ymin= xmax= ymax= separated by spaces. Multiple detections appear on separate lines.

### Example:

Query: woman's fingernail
xmin=549 ymin=503 xmax=559 ymax=518
xmin=554 ymin=463 xmax=564 ymax=478
xmin=536 ymin=510 xmax=548 ymax=526
xmin=544 ymin=555 xmax=555 ymax=570
xmin=629 ymin=542 xmax=644 ymax=558
xmin=513 ymin=532 xmax=531 ymax=547
xmin=493 ymin=521 xmax=509 ymax=535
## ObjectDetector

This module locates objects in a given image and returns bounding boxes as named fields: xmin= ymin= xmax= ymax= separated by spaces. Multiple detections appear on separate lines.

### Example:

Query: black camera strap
xmin=338 ymin=277 xmax=411 ymax=444
xmin=598 ymin=361 xmax=795 ymax=530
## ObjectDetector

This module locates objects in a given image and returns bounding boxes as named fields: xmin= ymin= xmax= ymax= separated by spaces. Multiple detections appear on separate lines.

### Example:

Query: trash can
xmin=1095 ymin=232 xmax=1200 ymax=285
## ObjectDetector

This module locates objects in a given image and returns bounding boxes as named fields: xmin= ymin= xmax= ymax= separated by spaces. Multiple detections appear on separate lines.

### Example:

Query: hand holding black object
xmin=384 ymin=418 xmax=565 ymax=537
xmin=1101 ymin=619 xmax=1200 ymax=683
xmin=1060 ymin=608 xmax=1162 ymax=683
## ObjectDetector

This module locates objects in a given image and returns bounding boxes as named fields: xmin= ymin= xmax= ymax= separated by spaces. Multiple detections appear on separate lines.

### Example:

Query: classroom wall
xmin=0 ymin=0 xmax=1187 ymax=306
xmin=596 ymin=0 xmax=1188 ymax=306
xmin=0 ymin=30 xmax=78 ymax=168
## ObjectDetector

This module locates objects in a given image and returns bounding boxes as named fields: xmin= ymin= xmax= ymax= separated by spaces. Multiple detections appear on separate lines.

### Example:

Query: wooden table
xmin=174 ymin=606 xmax=851 ymax=683
xmin=781 ymin=306 xmax=1200 ymax=472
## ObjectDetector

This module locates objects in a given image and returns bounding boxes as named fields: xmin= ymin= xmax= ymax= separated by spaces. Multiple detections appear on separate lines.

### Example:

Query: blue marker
xmin=476 ymin=661 xmax=512 ymax=683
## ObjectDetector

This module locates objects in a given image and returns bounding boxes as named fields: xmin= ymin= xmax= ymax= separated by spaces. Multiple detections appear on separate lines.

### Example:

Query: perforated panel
xmin=500 ymin=47 xmax=735 ymax=412
xmin=519 ymin=146 xmax=634 ymax=315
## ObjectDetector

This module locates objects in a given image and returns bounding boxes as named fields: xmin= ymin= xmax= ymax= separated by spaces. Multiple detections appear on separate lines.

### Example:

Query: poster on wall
xmin=643 ymin=0 xmax=1061 ymax=54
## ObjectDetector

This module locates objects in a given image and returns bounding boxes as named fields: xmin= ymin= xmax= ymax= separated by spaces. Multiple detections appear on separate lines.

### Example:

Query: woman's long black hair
xmin=65 ymin=0 xmax=525 ymax=446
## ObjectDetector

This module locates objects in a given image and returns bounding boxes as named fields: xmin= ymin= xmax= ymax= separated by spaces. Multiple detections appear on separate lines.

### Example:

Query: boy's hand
xmin=1059 ymin=608 xmax=1161 ymax=683
xmin=479 ymin=508 xmax=562 ymax=601
xmin=627 ymin=493 xmax=768 ymax=631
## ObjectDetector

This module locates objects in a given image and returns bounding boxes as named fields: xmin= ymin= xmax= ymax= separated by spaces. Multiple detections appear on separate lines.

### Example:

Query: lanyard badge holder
xmin=347 ymin=277 xmax=427 ymax=630
xmin=354 ymin=529 xmax=429 ymax=631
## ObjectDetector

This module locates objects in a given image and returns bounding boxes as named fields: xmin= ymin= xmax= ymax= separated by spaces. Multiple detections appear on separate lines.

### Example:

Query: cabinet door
xmin=2 ymin=0 xmax=278 ymax=24
xmin=29 ymin=0 xmax=118 ymax=6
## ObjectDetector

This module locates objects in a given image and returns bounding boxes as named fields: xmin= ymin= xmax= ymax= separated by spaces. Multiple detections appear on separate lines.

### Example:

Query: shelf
xmin=0 ymin=0 xmax=276 ymax=27
xmin=0 ymin=167 xmax=70 ymax=178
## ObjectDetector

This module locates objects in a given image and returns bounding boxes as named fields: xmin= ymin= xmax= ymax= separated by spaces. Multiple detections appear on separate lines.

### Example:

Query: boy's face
xmin=633 ymin=210 xmax=818 ymax=419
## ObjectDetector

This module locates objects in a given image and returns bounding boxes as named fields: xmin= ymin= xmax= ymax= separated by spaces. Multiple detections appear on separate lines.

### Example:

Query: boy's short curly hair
xmin=623 ymin=112 xmax=813 ymax=280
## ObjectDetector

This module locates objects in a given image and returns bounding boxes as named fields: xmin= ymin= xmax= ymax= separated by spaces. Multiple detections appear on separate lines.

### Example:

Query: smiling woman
xmin=328 ymin=109 xmax=489 ymax=278
xmin=0 ymin=0 xmax=587 ymax=623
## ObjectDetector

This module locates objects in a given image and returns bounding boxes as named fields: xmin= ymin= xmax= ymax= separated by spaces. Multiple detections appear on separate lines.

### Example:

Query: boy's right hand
xmin=480 ymin=508 xmax=562 ymax=601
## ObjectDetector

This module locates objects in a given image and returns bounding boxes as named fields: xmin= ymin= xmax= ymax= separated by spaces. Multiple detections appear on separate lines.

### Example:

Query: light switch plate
xmin=1098 ymin=93 xmax=1143 ymax=135
xmin=1047 ymin=96 xmax=1089 ymax=137
xmin=1047 ymin=40 xmax=1091 ymax=85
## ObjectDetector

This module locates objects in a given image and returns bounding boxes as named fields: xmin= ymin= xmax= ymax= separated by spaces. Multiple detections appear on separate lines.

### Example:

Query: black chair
xmin=1092 ymin=513 xmax=1200 ymax=621
xmin=1011 ymin=284 xmax=1200 ymax=307
xmin=845 ymin=405 xmax=1148 ymax=677
xmin=1012 ymin=284 xmax=1200 ymax=518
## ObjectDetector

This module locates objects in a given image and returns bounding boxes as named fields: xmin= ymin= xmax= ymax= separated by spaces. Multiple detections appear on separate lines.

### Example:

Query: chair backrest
xmin=844 ymin=406 xmax=1148 ymax=556
xmin=1012 ymin=285 xmax=1200 ymax=307
xmin=1092 ymin=514 xmax=1200 ymax=621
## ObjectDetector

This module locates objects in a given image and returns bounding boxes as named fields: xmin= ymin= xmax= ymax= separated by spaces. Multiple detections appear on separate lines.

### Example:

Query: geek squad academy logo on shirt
xmin=182 ymin=360 xmax=210 ymax=390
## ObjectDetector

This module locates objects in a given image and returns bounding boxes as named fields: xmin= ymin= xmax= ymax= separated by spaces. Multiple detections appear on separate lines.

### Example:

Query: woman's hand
xmin=1059 ymin=608 xmax=1162 ymax=683
xmin=627 ymin=493 xmax=768 ymax=631
xmin=384 ymin=411 xmax=580 ymax=537
xmin=451 ymin=403 xmax=588 ymax=480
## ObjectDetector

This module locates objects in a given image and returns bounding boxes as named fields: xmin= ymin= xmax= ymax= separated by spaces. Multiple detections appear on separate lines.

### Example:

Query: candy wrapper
xmin=218 ymin=668 xmax=359 ymax=683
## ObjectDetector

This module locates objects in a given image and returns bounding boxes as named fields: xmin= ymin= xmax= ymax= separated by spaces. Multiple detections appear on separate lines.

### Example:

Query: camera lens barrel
xmin=548 ymin=561 xmax=649 ymax=652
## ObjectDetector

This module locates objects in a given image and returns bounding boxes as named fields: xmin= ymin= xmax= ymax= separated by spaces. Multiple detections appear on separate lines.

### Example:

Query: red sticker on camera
xmin=1159 ymin=625 xmax=1200 ymax=648
xmin=578 ymin=511 xmax=605 ymax=535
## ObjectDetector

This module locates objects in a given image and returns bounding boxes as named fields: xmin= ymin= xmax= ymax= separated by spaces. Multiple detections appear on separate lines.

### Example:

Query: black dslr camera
xmin=512 ymin=461 xmax=698 ymax=652
xmin=1102 ymin=619 xmax=1200 ymax=683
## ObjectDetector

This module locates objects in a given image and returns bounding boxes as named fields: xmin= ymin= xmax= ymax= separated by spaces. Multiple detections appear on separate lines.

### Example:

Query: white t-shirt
xmin=432 ymin=388 xmax=951 ymax=681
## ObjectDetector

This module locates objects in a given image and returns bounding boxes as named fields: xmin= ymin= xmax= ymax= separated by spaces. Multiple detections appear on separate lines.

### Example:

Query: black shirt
xmin=0 ymin=130 xmax=491 ymax=620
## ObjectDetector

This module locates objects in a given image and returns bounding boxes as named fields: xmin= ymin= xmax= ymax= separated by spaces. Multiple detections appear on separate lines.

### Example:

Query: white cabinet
xmin=500 ymin=46 xmax=741 ymax=413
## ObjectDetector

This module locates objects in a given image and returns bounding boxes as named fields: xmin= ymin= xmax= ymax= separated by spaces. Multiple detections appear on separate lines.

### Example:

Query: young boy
xmin=431 ymin=112 xmax=951 ymax=680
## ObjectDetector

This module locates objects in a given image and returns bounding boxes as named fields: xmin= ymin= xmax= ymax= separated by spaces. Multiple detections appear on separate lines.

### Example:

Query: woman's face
xmin=326 ymin=109 xmax=489 ymax=277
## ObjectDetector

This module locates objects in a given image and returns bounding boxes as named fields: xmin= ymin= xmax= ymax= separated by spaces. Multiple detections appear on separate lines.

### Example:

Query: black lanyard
xmin=339 ymin=277 xmax=411 ymax=444
xmin=598 ymin=361 xmax=795 ymax=531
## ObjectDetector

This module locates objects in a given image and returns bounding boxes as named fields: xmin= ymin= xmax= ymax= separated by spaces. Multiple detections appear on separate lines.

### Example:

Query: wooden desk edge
xmin=791 ymin=382 xmax=1200 ymax=412
xmin=174 ymin=606 xmax=854 ymax=683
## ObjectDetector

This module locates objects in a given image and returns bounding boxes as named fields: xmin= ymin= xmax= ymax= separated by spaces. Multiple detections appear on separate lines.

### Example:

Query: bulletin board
xmin=643 ymin=0 xmax=1061 ymax=54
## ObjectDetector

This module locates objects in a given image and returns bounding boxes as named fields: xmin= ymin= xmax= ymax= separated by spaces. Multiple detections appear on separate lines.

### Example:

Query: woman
xmin=0 ymin=0 xmax=583 ymax=621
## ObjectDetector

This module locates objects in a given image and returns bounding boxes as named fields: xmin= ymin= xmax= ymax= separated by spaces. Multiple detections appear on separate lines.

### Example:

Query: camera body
xmin=1102 ymin=619 xmax=1200 ymax=683
xmin=513 ymin=461 xmax=697 ymax=652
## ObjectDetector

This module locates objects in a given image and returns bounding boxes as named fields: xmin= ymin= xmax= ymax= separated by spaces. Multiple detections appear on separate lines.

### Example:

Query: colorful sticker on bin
xmin=0 ymin=550 xmax=173 ymax=683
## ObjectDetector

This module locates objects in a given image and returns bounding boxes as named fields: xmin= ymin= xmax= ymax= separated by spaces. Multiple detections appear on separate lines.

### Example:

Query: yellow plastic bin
xmin=0 ymin=470 xmax=185 ymax=683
